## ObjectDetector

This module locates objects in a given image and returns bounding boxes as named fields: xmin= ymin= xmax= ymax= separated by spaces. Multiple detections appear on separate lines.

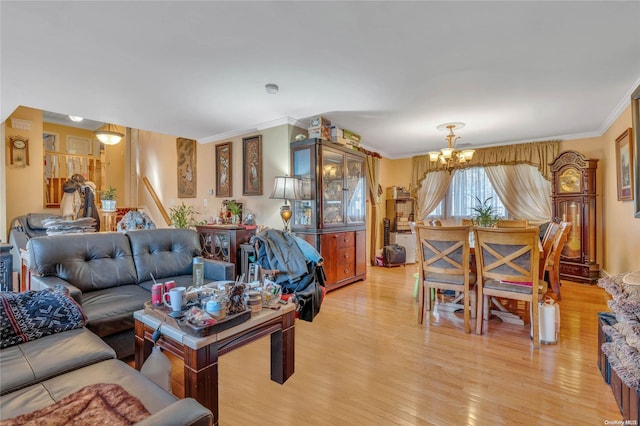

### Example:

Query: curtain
xmin=365 ymin=155 xmax=380 ymax=265
xmin=412 ymin=140 xmax=560 ymax=181
xmin=415 ymin=170 xmax=453 ymax=221
xmin=484 ymin=164 xmax=551 ymax=223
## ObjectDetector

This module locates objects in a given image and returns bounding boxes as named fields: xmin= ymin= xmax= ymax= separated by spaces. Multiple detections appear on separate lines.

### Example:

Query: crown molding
xmin=198 ymin=116 xmax=304 ymax=144
xmin=599 ymin=76 xmax=640 ymax=135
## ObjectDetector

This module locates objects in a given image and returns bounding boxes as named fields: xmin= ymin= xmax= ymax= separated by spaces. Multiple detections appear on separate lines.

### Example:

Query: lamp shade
xmin=95 ymin=123 xmax=124 ymax=145
xmin=269 ymin=176 xmax=301 ymax=201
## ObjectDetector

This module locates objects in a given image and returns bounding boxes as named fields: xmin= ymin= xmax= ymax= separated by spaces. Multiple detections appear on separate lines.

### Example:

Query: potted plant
xmin=100 ymin=186 xmax=117 ymax=212
xmin=169 ymin=202 xmax=200 ymax=229
xmin=226 ymin=200 xmax=242 ymax=224
xmin=471 ymin=196 xmax=499 ymax=227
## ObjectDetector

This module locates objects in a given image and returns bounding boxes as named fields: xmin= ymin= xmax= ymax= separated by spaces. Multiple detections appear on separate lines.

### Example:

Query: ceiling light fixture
xmin=429 ymin=122 xmax=475 ymax=173
xmin=94 ymin=123 xmax=124 ymax=145
xmin=68 ymin=115 xmax=84 ymax=122
xmin=265 ymin=83 xmax=279 ymax=94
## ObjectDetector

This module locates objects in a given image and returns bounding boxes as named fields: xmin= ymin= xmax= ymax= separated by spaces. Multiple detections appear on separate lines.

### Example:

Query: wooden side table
xmin=101 ymin=211 xmax=117 ymax=232
xmin=195 ymin=225 xmax=255 ymax=274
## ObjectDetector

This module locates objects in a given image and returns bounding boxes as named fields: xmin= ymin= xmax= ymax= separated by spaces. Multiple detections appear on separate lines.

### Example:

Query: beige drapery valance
xmin=412 ymin=140 xmax=560 ymax=188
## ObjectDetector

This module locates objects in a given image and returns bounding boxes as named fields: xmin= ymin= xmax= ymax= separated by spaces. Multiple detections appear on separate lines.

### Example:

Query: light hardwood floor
xmin=153 ymin=265 xmax=622 ymax=425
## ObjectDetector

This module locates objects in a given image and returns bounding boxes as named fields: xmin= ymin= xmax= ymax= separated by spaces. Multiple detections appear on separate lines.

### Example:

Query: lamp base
xmin=280 ymin=205 xmax=293 ymax=232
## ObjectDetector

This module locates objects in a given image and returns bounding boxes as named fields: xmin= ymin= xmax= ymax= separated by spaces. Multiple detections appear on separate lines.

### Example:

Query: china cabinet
xmin=550 ymin=150 xmax=600 ymax=284
xmin=290 ymin=138 xmax=366 ymax=291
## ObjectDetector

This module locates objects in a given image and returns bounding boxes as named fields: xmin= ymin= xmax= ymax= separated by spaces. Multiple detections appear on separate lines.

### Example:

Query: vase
xmin=101 ymin=199 xmax=116 ymax=212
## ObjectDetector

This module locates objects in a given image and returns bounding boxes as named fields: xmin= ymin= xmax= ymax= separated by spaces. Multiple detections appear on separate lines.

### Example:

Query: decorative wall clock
xmin=9 ymin=136 xmax=29 ymax=167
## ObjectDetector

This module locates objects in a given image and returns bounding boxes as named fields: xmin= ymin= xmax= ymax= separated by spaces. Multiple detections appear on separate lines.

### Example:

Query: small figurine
xmin=228 ymin=282 xmax=246 ymax=314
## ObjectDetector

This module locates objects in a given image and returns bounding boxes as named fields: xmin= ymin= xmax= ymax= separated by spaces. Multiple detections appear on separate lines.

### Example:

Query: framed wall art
xmin=215 ymin=142 xmax=232 ymax=198
xmin=177 ymin=137 xmax=197 ymax=198
xmin=615 ymin=128 xmax=634 ymax=201
xmin=243 ymin=135 xmax=262 ymax=196
xmin=632 ymin=84 xmax=640 ymax=217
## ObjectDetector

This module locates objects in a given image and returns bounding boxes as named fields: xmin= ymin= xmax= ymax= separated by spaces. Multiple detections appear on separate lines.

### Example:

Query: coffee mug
xmin=163 ymin=287 xmax=186 ymax=311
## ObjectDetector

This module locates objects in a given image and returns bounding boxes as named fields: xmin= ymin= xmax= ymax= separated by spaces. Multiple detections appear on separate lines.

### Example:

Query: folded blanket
xmin=0 ymin=383 xmax=149 ymax=426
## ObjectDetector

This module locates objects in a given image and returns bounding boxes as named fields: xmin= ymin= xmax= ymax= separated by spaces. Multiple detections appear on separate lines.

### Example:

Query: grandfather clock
xmin=550 ymin=151 xmax=600 ymax=284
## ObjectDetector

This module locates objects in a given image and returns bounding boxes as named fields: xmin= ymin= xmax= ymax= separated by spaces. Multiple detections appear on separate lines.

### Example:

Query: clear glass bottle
xmin=192 ymin=257 xmax=204 ymax=288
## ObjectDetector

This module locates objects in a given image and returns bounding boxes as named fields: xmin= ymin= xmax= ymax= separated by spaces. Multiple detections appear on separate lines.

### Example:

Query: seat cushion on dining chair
xmin=484 ymin=278 xmax=547 ymax=294
xmin=425 ymin=272 xmax=476 ymax=286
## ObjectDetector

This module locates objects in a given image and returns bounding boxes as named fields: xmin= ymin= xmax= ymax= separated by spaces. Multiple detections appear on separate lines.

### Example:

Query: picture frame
xmin=177 ymin=137 xmax=197 ymax=198
xmin=632 ymin=84 xmax=640 ymax=218
xmin=215 ymin=142 xmax=232 ymax=198
xmin=615 ymin=128 xmax=634 ymax=201
xmin=242 ymin=135 xmax=263 ymax=196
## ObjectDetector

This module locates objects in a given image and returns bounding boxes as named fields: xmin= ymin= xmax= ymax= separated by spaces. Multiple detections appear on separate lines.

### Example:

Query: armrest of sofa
xmin=30 ymin=276 xmax=82 ymax=304
xmin=204 ymin=258 xmax=234 ymax=281
xmin=135 ymin=398 xmax=212 ymax=426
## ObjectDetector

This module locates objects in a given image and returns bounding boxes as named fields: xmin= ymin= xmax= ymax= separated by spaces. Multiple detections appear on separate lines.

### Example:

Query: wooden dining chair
xmin=496 ymin=219 xmax=529 ymax=228
xmin=541 ymin=221 xmax=561 ymax=258
xmin=473 ymin=227 xmax=547 ymax=348
xmin=542 ymin=221 xmax=572 ymax=300
xmin=429 ymin=219 xmax=443 ymax=227
xmin=461 ymin=218 xmax=473 ymax=226
xmin=417 ymin=225 xmax=476 ymax=333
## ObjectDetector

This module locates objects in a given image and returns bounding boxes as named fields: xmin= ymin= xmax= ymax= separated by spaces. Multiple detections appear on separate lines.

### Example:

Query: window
xmin=427 ymin=167 xmax=508 ymax=220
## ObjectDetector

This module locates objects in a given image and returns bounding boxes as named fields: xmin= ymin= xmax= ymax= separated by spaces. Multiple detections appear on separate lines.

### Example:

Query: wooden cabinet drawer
xmin=336 ymin=232 xmax=355 ymax=249
xmin=336 ymin=248 xmax=354 ymax=281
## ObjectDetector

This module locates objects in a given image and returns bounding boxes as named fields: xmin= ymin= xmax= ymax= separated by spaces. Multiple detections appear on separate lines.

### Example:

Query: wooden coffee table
xmin=134 ymin=302 xmax=296 ymax=426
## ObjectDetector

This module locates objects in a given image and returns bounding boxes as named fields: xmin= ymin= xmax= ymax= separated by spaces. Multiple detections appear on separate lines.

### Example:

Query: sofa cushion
xmin=0 ymin=286 xmax=86 ymax=349
xmin=0 ymin=359 xmax=177 ymax=421
xmin=82 ymin=285 xmax=150 ymax=337
xmin=27 ymin=232 xmax=138 ymax=292
xmin=128 ymin=229 xmax=201 ymax=283
xmin=0 ymin=328 xmax=115 ymax=396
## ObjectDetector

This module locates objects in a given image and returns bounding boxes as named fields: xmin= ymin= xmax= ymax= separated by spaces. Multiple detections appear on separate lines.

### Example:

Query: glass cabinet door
xmin=345 ymin=155 xmax=365 ymax=224
xmin=321 ymin=148 xmax=345 ymax=226
xmin=292 ymin=146 xmax=315 ymax=228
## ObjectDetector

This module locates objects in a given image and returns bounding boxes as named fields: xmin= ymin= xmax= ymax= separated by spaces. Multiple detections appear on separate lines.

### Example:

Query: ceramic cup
xmin=163 ymin=287 xmax=186 ymax=311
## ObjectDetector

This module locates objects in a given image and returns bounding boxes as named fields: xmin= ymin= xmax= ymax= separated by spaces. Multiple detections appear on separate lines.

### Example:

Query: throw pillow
xmin=0 ymin=286 xmax=86 ymax=349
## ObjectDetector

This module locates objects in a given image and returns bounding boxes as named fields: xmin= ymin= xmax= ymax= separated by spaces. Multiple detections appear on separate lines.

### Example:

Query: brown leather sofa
xmin=0 ymin=327 xmax=212 ymax=425
xmin=26 ymin=228 xmax=234 ymax=358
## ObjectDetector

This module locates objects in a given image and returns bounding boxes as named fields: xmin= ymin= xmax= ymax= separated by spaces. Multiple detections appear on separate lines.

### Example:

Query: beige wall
xmin=591 ymin=105 xmax=637 ymax=274
xmin=137 ymin=125 xmax=292 ymax=230
xmin=4 ymin=107 xmax=48 ymax=237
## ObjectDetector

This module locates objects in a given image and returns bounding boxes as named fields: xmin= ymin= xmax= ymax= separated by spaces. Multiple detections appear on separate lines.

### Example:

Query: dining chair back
xmin=473 ymin=227 xmax=546 ymax=348
xmin=461 ymin=218 xmax=473 ymax=226
xmin=543 ymin=221 xmax=572 ymax=300
xmin=417 ymin=225 xmax=475 ymax=333
xmin=541 ymin=221 xmax=561 ymax=258
xmin=496 ymin=219 xmax=529 ymax=228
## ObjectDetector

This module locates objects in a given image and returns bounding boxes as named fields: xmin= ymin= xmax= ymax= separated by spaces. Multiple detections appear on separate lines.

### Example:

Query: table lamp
xmin=269 ymin=176 xmax=301 ymax=232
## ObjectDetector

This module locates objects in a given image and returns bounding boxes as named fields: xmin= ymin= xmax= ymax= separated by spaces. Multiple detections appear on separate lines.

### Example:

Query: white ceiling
xmin=2 ymin=1 xmax=640 ymax=159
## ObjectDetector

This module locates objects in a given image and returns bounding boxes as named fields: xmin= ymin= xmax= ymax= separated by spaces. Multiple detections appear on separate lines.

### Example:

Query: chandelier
xmin=428 ymin=122 xmax=475 ymax=172
xmin=95 ymin=123 xmax=124 ymax=145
